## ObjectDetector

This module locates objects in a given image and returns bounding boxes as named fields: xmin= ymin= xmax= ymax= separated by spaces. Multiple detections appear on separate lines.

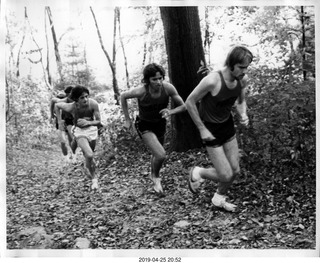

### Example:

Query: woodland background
xmin=4 ymin=0 xmax=317 ymax=254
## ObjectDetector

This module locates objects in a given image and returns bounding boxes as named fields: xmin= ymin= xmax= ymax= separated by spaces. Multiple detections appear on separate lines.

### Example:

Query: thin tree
xmin=44 ymin=7 xmax=52 ymax=85
xmin=116 ymin=7 xmax=130 ymax=89
xmin=16 ymin=7 xmax=27 ymax=77
xmin=25 ymin=7 xmax=51 ymax=90
xmin=45 ymin=6 xmax=64 ymax=82
xmin=112 ymin=8 xmax=118 ymax=98
xmin=140 ymin=7 xmax=159 ymax=66
xmin=204 ymin=7 xmax=213 ymax=65
xmin=15 ymin=7 xmax=51 ymax=89
xmin=90 ymin=6 xmax=120 ymax=104
xmin=160 ymin=7 xmax=205 ymax=151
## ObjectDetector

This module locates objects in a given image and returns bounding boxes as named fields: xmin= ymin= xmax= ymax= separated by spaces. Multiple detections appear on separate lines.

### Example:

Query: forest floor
xmin=6 ymin=129 xmax=316 ymax=253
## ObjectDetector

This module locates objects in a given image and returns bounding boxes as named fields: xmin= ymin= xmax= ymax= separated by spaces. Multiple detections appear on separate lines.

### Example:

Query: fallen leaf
xmin=74 ymin=237 xmax=90 ymax=249
xmin=174 ymin=220 xmax=190 ymax=228
xmin=229 ymin=239 xmax=241 ymax=245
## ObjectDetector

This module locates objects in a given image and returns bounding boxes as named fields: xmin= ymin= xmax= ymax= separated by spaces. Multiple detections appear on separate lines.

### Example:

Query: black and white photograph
xmin=1 ymin=0 xmax=318 ymax=260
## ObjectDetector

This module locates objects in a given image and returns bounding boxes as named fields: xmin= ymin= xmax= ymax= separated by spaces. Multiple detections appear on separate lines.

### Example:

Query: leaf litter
xmin=6 ymin=132 xmax=316 ymax=249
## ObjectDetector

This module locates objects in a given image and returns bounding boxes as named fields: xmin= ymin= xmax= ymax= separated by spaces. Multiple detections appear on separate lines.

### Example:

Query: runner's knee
xmin=233 ymin=166 xmax=240 ymax=176
xmin=154 ymin=150 xmax=166 ymax=162
xmin=85 ymin=152 xmax=94 ymax=160
xmin=219 ymin=169 xmax=234 ymax=183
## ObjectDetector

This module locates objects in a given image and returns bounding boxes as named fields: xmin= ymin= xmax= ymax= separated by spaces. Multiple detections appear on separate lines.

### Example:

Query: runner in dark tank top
xmin=138 ymin=84 xmax=169 ymax=122
xmin=120 ymin=63 xmax=186 ymax=195
xmin=199 ymin=70 xmax=242 ymax=123
xmin=186 ymin=45 xmax=253 ymax=212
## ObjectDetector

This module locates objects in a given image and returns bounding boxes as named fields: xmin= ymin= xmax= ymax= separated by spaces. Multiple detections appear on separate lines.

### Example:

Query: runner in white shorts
xmin=55 ymin=85 xmax=102 ymax=190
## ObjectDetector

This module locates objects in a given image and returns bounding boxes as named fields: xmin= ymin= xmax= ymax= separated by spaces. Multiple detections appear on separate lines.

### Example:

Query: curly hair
xmin=70 ymin=85 xmax=90 ymax=102
xmin=142 ymin=63 xmax=166 ymax=84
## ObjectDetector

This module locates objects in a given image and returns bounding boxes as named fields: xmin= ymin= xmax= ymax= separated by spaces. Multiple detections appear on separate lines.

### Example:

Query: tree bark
xmin=160 ymin=7 xmax=205 ymax=151
xmin=25 ymin=7 xmax=51 ymax=89
xmin=300 ymin=6 xmax=307 ymax=80
xmin=44 ymin=8 xmax=52 ymax=85
xmin=45 ymin=6 xmax=64 ymax=82
xmin=116 ymin=7 xmax=130 ymax=89
xmin=90 ymin=6 xmax=120 ymax=104
xmin=16 ymin=7 xmax=27 ymax=77
xmin=204 ymin=7 xmax=213 ymax=65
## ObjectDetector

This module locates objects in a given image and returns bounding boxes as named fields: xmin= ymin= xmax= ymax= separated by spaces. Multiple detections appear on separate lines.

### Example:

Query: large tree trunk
xmin=160 ymin=7 xmax=205 ymax=151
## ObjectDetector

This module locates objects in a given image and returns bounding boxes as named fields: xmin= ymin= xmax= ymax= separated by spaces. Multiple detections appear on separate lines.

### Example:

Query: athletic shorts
xmin=73 ymin=125 xmax=98 ymax=142
xmin=135 ymin=116 xmax=166 ymax=145
xmin=202 ymin=114 xmax=236 ymax=148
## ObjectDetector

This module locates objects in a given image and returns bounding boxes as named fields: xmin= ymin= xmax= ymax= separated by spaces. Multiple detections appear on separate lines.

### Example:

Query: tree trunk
xmin=300 ymin=6 xmax=307 ymax=81
xmin=25 ymin=7 xmax=51 ymax=90
xmin=116 ymin=7 xmax=130 ymax=89
xmin=160 ymin=7 xmax=205 ymax=151
xmin=112 ymin=8 xmax=119 ymax=104
xmin=204 ymin=7 xmax=213 ymax=65
xmin=45 ymin=6 xmax=64 ymax=82
xmin=44 ymin=8 xmax=52 ymax=85
xmin=16 ymin=7 xmax=27 ymax=77
xmin=90 ymin=6 xmax=120 ymax=104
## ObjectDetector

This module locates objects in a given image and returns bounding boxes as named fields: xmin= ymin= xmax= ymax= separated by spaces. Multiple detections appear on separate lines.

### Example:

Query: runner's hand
xmin=197 ymin=60 xmax=211 ymax=77
xmin=197 ymin=65 xmax=210 ymax=76
xmin=199 ymin=127 xmax=215 ymax=142
xmin=160 ymin=108 xmax=170 ymax=119
xmin=239 ymin=114 xmax=249 ymax=126
xmin=77 ymin=118 xmax=90 ymax=128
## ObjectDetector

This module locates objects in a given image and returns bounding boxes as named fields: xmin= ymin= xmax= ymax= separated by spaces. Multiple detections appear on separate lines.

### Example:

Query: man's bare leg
xmin=77 ymin=137 xmax=98 ymax=190
xmin=142 ymin=132 xmax=165 ymax=194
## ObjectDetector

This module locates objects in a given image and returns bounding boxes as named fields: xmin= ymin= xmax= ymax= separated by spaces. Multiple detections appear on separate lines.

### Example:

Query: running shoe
xmin=211 ymin=192 xmax=236 ymax=212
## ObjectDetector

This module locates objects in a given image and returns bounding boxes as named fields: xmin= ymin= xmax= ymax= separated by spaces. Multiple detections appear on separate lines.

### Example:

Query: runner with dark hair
xmin=55 ymin=85 xmax=102 ymax=190
xmin=120 ymin=63 xmax=186 ymax=194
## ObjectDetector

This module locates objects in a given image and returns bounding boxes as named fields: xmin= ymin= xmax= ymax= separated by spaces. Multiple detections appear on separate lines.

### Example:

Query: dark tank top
xmin=61 ymin=97 xmax=73 ymax=120
xmin=73 ymin=99 xmax=94 ymax=126
xmin=138 ymin=85 xmax=169 ymax=122
xmin=199 ymin=71 xmax=242 ymax=123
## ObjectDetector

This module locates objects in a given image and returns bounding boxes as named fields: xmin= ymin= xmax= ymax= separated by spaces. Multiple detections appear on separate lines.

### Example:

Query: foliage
xmin=6 ymin=76 xmax=53 ymax=148
xmin=202 ymin=6 xmax=315 ymax=80
xmin=132 ymin=6 xmax=167 ymax=67
xmin=236 ymin=79 xmax=315 ymax=186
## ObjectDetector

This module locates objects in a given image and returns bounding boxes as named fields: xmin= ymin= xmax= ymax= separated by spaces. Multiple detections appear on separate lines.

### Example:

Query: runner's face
xmin=149 ymin=72 xmax=163 ymax=91
xmin=78 ymin=92 xmax=89 ymax=106
xmin=232 ymin=60 xmax=251 ymax=80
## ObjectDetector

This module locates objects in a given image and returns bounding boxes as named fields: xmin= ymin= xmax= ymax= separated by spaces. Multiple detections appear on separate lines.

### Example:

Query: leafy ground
xmin=6 ymin=129 xmax=316 ymax=250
